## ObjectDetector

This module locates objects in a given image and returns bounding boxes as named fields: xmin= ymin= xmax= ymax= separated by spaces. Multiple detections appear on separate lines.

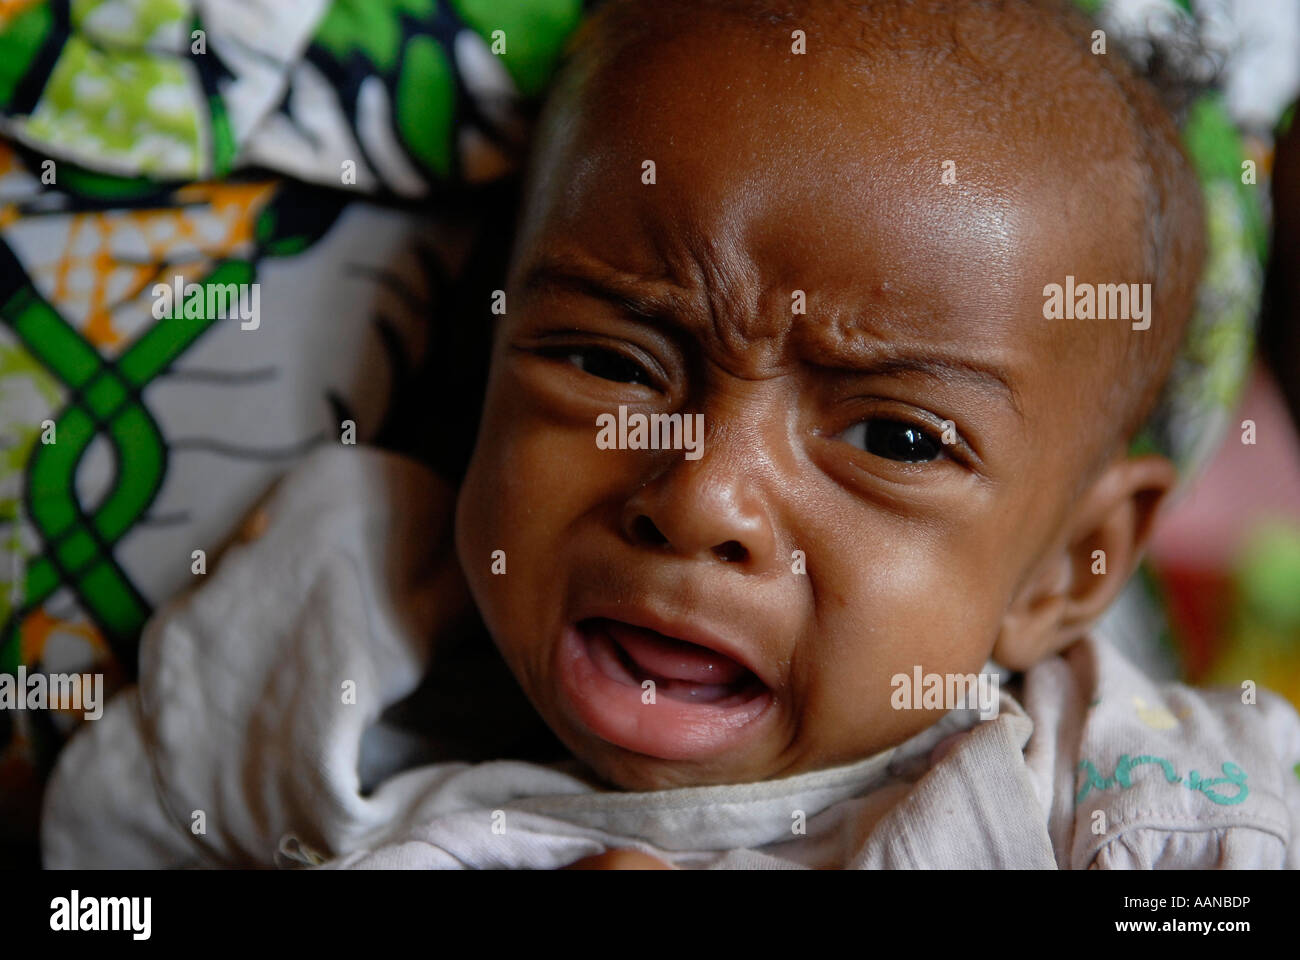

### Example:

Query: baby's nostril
xmin=712 ymin=540 xmax=748 ymax=563
xmin=632 ymin=515 xmax=669 ymax=546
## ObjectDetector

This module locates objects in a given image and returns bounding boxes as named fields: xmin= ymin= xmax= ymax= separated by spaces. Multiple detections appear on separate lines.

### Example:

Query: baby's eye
xmin=840 ymin=419 xmax=943 ymax=463
xmin=558 ymin=347 xmax=653 ymax=386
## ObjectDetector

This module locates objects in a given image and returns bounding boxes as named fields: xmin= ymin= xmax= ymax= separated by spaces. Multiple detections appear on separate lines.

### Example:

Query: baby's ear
xmin=993 ymin=454 xmax=1178 ymax=671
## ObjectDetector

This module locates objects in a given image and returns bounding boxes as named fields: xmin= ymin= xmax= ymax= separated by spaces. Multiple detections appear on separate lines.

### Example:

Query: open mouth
xmin=557 ymin=614 xmax=775 ymax=760
xmin=579 ymin=617 xmax=768 ymax=706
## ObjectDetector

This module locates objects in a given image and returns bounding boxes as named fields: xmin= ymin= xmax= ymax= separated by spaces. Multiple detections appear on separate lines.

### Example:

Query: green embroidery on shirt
xmin=1076 ymin=755 xmax=1248 ymax=806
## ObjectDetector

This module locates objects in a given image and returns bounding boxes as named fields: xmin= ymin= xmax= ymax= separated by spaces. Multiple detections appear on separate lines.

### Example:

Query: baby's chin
xmin=559 ymin=731 xmax=788 ymax=791
xmin=554 ymin=719 xmax=900 ymax=791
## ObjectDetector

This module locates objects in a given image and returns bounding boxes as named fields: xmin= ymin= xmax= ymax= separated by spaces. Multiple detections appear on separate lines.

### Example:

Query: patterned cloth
xmin=0 ymin=0 xmax=581 ymax=187
xmin=0 ymin=0 xmax=581 ymax=842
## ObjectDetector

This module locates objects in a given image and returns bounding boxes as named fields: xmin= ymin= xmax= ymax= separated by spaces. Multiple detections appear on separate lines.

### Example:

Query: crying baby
xmin=42 ymin=0 xmax=1300 ymax=870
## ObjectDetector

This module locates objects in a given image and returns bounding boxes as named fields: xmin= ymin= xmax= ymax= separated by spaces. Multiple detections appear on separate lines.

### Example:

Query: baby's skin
xmin=452 ymin=0 xmax=1200 ymax=815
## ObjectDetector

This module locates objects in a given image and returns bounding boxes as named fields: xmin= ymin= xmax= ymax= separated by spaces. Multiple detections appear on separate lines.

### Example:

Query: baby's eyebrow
xmin=815 ymin=352 xmax=1024 ymax=420
xmin=517 ymin=257 xmax=698 ymax=321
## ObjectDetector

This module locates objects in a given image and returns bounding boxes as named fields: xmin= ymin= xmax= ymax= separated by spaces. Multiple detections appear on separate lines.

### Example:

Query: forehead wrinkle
xmin=674 ymin=210 xmax=793 ymax=371
xmin=793 ymin=292 xmax=941 ymax=358
xmin=517 ymin=250 xmax=704 ymax=323
xmin=794 ymin=318 xmax=1025 ymax=419
xmin=516 ymin=246 xmax=798 ymax=380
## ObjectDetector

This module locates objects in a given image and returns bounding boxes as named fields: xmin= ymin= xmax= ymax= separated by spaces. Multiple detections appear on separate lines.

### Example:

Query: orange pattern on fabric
xmin=34 ymin=180 xmax=277 ymax=348
xmin=18 ymin=607 xmax=108 ymax=666
xmin=0 ymin=0 xmax=43 ymax=25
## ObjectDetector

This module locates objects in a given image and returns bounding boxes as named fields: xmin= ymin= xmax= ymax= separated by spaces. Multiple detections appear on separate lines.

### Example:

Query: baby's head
xmin=454 ymin=0 xmax=1205 ymax=789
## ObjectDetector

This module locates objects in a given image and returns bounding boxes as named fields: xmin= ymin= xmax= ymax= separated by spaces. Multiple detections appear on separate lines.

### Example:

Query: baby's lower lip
xmin=556 ymin=619 xmax=774 ymax=761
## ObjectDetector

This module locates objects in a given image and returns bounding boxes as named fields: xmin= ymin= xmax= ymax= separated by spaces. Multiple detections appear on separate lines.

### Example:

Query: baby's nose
xmin=619 ymin=467 xmax=776 ymax=569
xmin=628 ymin=514 xmax=750 ymax=564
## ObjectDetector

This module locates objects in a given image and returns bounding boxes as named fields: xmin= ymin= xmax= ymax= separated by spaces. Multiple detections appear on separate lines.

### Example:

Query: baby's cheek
xmin=457 ymin=429 xmax=549 ymax=617
xmin=455 ymin=404 xmax=613 ymax=639
xmin=810 ymin=533 xmax=1003 ymax=758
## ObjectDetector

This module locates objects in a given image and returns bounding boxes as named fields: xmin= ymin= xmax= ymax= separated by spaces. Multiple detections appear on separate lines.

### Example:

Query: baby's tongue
xmin=601 ymin=619 xmax=749 ymax=685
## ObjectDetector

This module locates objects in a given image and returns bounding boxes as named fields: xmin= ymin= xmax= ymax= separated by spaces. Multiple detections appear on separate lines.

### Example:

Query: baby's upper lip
xmin=572 ymin=600 xmax=775 ymax=691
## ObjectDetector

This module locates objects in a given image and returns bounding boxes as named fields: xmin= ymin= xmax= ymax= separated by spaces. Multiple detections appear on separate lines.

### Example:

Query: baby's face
xmin=455 ymin=16 xmax=1145 ymax=788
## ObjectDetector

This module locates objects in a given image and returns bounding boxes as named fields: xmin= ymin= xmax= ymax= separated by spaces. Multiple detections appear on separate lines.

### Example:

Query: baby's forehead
xmin=570 ymin=0 xmax=1130 ymax=135
xmin=545 ymin=0 xmax=1150 ymax=255
xmin=529 ymin=15 xmax=1145 ymax=307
